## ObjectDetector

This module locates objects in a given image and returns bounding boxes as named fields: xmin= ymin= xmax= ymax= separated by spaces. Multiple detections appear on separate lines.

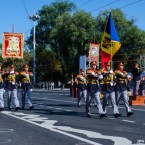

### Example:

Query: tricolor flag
xmin=100 ymin=13 xmax=121 ymax=68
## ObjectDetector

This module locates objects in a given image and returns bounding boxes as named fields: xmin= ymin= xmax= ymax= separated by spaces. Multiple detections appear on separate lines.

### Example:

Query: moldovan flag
xmin=100 ymin=13 xmax=121 ymax=68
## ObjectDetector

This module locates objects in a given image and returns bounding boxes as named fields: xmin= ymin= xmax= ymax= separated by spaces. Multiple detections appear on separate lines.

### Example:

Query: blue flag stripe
xmin=106 ymin=13 xmax=120 ymax=42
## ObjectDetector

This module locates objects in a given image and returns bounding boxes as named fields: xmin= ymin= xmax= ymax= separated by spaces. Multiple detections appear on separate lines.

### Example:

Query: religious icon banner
xmin=2 ymin=32 xmax=24 ymax=58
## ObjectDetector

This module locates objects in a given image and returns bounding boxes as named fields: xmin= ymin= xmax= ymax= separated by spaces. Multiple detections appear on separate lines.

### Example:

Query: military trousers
xmin=22 ymin=89 xmax=33 ymax=107
xmin=116 ymin=90 xmax=132 ymax=113
xmin=78 ymin=89 xmax=87 ymax=107
xmin=7 ymin=89 xmax=20 ymax=108
xmin=86 ymin=91 xmax=103 ymax=115
xmin=103 ymin=92 xmax=119 ymax=114
xmin=0 ymin=89 xmax=4 ymax=108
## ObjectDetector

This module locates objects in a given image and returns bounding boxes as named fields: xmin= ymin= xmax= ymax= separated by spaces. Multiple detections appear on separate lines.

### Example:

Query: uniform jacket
xmin=86 ymin=69 xmax=101 ymax=93
xmin=102 ymin=70 xmax=115 ymax=93
xmin=4 ymin=71 xmax=19 ymax=90
xmin=20 ymin=71 xmax=33 ymax=90
xmin=76 ymin=74 xmax=87 ymax=90
xmin=0 ymin=70 xmax=4 ymax=89
xmin=115 ymin=69 xmax=130 ymax=91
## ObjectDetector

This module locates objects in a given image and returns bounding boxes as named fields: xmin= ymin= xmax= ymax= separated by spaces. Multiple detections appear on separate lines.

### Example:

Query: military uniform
xmin=115 ymin=62 xmax=133 ymax=117
xmin=86 ymin=61 xmax=104 ymax=118
xmin=4 ymin=65 xmax=20 ymax=110
xmin=76 ymin=69 xmax=87 ymax=107
xmin=0 ymin=63 xmax=5 ymax=111
xmin=102 ymin=62 xmax=120 ymax=118
xmin=20 ymin=64 xmax=34 ymax=109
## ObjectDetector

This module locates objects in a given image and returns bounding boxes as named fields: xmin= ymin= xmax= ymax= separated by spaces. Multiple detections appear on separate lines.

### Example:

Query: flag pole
xmin=110 ymin=41 xmax=112 ymax=70
xmin=12 ymin=23 xmax=15 ymax=65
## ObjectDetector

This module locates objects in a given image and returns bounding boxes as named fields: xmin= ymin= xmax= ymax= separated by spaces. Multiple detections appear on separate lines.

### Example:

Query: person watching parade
xmin=132 ymin=63 xmax=141 ymax=96
xmin=86 ymin=61 xmax=104 ymax=118
xmin=76 ymin=69 xmax=87 ymax=108
xmin=115 ymin=62 xmax=133 ymax=117
xmin=4 ymin=64 xmax=20 ymax=110
xmin=20 ymin=64 xmax=34 ymax=110
xmin=102 ymin=62 xmax=121 ymax=118
xmin=0 ymin=63 xmax=5 ymax=111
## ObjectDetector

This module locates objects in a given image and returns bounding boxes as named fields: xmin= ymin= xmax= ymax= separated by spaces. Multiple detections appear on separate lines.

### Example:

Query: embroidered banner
xmin=2 ymin=32 xmax=24 ymax=58
xmin=88 ymin=43 xmax=100 ymax=66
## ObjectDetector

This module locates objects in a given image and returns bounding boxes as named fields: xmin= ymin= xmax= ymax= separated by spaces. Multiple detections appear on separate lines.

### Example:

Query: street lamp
xmin=29 ymin=14 xmax=40 ymax=85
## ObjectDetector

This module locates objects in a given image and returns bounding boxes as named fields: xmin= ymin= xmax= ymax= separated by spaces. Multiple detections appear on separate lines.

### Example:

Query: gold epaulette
xmin=20 ymin=71 xmax=26 ymax=75
xmin=15 ymin=72 xmax=19 ymax=75
xmin=77 ymin=74 xmax=82 ymax=78
xmin=29 ymin=72 xmax=33 ymax=76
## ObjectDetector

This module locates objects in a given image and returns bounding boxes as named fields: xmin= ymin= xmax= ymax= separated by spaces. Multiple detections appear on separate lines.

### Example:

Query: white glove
xmin=12 ymin=82 xmax=15 ymax=85
xmin=30 ymin=89 xmax=33 ymax=92
xmin=10 ymin=70 xmax=14 ymax=74
xmin=98 ymin=74 xmax=103 ymax=80
xmin=2 ymin=89 xmax=5 ymax=93
xmin=109 ymin=70 xmax=113 ymax=74
xmin=25 ymin=74 xmax=29 ymax=77
xmin=110 ymin=82 xmax=113 ymax=86
xmin=91 ymin=72 xmax=95 ymax=75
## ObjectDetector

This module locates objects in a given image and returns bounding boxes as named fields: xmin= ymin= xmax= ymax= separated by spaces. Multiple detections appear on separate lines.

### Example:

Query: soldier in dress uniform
xmin=20 ymin=64 xmax=34 ymax=110
xmin=101 ymin=62 xmax=121 ymax=118
xmin=76 ymin=69 xmax=87 ymax=107
xmin=86 ymin=61 xmax=104 ymax=118
xmin=0 ymin=63 xmax=5 ymax=111
xmin=115 ymin=62 xmax=133 ymax=117
xmin=4 ymin=64 xmax=20 ymax=110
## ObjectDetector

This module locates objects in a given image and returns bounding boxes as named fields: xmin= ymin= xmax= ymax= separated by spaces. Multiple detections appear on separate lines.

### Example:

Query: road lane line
xmin=122 ymin=120 xmax=136 ymax=123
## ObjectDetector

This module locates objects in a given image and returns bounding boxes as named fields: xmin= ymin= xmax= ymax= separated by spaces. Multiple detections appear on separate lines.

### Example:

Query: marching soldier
xmin=77 ymin=69 xmax=87 ymax=107
xmin=4 ymin=64 xmax=20 ymax=110
xmin=20 ymin=64 xmax=34 ymax=110
xmin=115 ymin=62 xmax=133 ymax=117
xmin=86 ymin=61 xmax=104 ymax=118
xmin=102 ymin=62 xmax=121 ymax=118
xmin=0 ymin=63 xmax=5 ymax=111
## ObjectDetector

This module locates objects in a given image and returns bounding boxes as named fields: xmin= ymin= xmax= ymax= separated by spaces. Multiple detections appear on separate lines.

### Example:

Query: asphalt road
xmin=0 ymin=88 xmax=145 ymax=145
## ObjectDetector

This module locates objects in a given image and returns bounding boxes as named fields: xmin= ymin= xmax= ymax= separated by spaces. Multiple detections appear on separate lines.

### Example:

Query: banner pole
xmin=12 ymin=23 xmax=14 ymax=65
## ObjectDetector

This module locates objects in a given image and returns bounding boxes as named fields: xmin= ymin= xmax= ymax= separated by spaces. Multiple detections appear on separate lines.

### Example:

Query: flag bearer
xmin=4 ymin=64 xmax=20 ymax=110
xmin=102 ymin=62 xmax=121 ymax=118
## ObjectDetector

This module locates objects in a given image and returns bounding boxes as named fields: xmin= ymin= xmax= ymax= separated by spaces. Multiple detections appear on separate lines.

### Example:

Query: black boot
xmin=127 ymin=112 xmax=134 ymax=117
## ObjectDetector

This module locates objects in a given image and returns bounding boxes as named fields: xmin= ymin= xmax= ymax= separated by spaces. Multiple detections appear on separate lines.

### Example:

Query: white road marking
xmin=65 ymin=110 xmax=73 ymax=112
xmin=2 ymin=111 xmax=142 ymax=145
xmin=122 ymin=120 xmax=136 ymax=123
xmin=55 ymin=108 xmax=62 ymax=110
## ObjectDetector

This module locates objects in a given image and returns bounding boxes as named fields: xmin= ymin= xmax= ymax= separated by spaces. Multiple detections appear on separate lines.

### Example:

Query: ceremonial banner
xmin=89 ymin=43 xmax=99 ymax=66
xmin=2 ymin=32 xmax=24 ymax=58
xmin=100 ymin=13 xmax=121 ymax=68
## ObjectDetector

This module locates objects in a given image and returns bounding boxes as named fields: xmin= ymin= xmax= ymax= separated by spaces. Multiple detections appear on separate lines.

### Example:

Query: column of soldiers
xmin=0 ymin=63 xmax=34 ymax=111
xmin=76 ymin=61 xmax=134 ymax=118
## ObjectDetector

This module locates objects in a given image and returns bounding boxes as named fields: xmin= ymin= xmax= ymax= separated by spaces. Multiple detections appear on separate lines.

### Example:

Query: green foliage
xmin=25 ymin=2 xmax=145 ymax=82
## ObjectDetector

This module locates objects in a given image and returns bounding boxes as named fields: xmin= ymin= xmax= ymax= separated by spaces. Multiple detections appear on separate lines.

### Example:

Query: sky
xmin=0 ymin=0 xmax=144 ymax=43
